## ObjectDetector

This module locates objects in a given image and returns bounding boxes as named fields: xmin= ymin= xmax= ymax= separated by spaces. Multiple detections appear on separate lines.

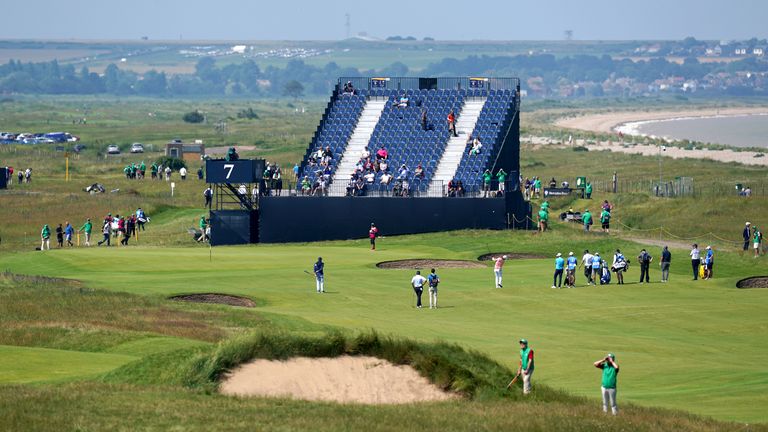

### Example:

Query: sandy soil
xmin=736 ymin=277 xmax=768 ymax=289
xmin=525 ymin=136 xmax=768 ymax=166
xmin=376 ymin=259 xmax=484 ymax=269
xmin=169 ymin=293 xmax=256 ymax=308
xmin=554 ymin=107 xmax=768 ymax=134
xmin=219 ymin=356 xmax=456 ymax=404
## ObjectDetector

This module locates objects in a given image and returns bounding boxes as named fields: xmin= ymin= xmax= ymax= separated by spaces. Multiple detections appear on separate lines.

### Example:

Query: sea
xmin=617 ymin=114 xmax=768 ymax=148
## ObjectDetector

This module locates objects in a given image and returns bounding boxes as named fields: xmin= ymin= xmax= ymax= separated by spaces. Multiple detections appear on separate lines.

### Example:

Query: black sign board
xmin=544 ymin=187 xmax=572 ymax=197
xmin=206 ymin=159 xmax=265 ymax=184
xmin=0 ymin=167 xmax=7 ymax=189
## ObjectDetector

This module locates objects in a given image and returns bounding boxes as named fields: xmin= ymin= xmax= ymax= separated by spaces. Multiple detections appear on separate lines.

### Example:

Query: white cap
xmin=746 ymin=222 xmax=751 ymax=225
xmin=568 ymin=252 xmax=574 ymax=256
xmin=706 ymin=246 xmax=711 ymax=250
xmin=595 ymin=252 xmax=600 ymax=256
xmin=502 ymin=255 xmax=508 ymax=260
xmin=556 ymin=253 xmax=562 ymax=257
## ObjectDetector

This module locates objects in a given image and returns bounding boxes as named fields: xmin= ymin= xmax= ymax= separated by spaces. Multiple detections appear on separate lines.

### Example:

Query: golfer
xmin=411 ymin=270 xmax=426 ymax=309
xmin=427 ymin=268 xmax=440 ymax=309
xmin=580 ymin=250 xmax=594 ymax=285
xmin=690 ymin=244 xmax=701 ymax=280
xmin=517 ymin=339 xmax=535 ymax=395
xmin=369 ymin=223 xmax=378 ymax=251
xmin=313 ymin=257 xmax=324 ymax=293
xmin=638 ymin=249 xmax=652 ymax=284
xmin=552 ymin=253 xmax=564 ymax=289
xmin=493 ymin=255 xmax=507 ymax=288
xmin=594 ymin=353 xmax=620 ymax=415
xmin=660 ymin=246 xmax=671 ymax=283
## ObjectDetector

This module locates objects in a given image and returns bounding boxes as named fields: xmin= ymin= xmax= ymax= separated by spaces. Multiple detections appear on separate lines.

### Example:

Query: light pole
xmin=658 ymin=144 xmax=666 ymax=196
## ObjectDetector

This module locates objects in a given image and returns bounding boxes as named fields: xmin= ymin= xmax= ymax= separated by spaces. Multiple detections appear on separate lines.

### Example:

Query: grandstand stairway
xmin=430 ymin=98 xmax=487 ymax=193
xmin=329 ymin=99 xmax=388 ymax=195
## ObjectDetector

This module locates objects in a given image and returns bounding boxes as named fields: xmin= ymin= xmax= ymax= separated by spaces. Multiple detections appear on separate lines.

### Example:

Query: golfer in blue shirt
xmin=553 ymin=253 xmax=565 ymax=289
xmin=591 ymin=253 xmax=602 ymax=285
xmin=566 ymin=252 xmax=578 ymax=287
xmin=313 ymin=257 xmax=324 ymax=293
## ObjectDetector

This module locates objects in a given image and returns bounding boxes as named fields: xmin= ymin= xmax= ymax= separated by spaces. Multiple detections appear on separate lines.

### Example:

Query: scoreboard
xmin=205 ymin=159 xmax=265 ymax=184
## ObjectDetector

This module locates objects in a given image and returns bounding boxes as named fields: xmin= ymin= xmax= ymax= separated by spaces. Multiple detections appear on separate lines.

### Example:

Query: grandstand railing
xmin=338 ymin=77 xmax=520 ymax=94
xmin=285 ymin=179 xmax=519 ymax=198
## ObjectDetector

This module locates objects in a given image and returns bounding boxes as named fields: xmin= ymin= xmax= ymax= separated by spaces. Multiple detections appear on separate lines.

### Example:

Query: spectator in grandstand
xmin=301 ymin=177 xmax=311 ymax=195
xmin=343 ymin=81 xmax=355 ymax=95
xmin=380 ymin=172 xmax=393 ymax=186
xmin=369 ymin=223 xmax=378 ymax=250
xmin=397 ymin=164 xmax=410 ymax=180
xmin=582 ymin=209 xmax=593 ymax=232
xmin=496 ymin=169 xmax=507 ymax=194
xmin=315 ymin=177 xmax=328 ymax=196
xmin=483 ymin=170 xmax=493 ymax=197
xmin=395 ymin=94 xmax=409 ymax=108
xmin=364 ymin=170 xmax=375 ymax=184
xmin=376 ymin=146 xmax=388 ymax=161
xmin=55 ymin=223 xmax=64 ymax=248
xmin=690 ymin=244 xmax=701 ymax=280
xmin=354 ymin=176 xmax=366 ymax=196
xmin=638 ymin=249 xmax=652 ymax=284
xmin=743 ymin=222 xmax=752 ymax=252
xmin=401 ymin=178 xmax=411 ymax=197
xmin=361 ymin=147 xmax=370 ymax=160
xmin=447 ymin=110 xmax=458 ymax=137
xmin=64 ymin=222 xmax=74 ymax=247
xmin=379 ymin=159 xmax=389 ymax=174
xmin=421 ymin=109 xmax=429 ymax=131
xmin=469 ymin=136 xmax=483 ymax=155
xmin=414 ymin=164 xmax=425 ymax=181
xmin=447 ymin=179 xmax=457 ymax=197
xmin=660 ymin=246 xmax=671 ymax=282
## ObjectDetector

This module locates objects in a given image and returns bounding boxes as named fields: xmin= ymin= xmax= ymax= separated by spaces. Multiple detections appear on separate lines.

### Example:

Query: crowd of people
xmin=2 ymin=167 xmax=33 ymax=185
xmin=121 ymin=161 xmax=203 ymax=181
xmin=38 ymin=208 xmax=150 ymax=250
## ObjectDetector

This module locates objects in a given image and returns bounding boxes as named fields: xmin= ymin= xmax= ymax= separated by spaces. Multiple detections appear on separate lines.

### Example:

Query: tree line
xmin=0 ymin=54 xmax=766 ymax=98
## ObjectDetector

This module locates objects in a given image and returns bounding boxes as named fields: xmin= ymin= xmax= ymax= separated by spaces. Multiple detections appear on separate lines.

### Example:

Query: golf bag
xmin=600 ymin=267 xmax=612 ymax=285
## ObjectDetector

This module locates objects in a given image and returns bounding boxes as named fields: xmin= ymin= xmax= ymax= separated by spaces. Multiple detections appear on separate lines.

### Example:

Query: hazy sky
xmin=2 ymin=0 xmax=766 ymax=41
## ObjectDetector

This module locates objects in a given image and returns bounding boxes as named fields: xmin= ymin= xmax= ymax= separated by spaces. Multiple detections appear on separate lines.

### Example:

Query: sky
xmin=1 ymin=0 xmax=766 ymax=41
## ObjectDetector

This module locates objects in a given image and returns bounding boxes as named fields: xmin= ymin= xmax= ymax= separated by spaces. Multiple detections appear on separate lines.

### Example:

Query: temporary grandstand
xmin=206 ymin=77 xmax=531 ymax=245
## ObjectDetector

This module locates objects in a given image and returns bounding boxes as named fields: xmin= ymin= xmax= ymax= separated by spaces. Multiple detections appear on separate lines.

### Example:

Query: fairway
xmin=2 ymin=230 xmax=766 ymax=423
xmin=0 ymin=345 xmax=137 ymax=384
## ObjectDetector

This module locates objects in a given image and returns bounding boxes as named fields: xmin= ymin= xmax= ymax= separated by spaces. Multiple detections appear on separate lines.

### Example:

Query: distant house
xmin=734 ymin=46 xmax=748 ymax=56
xmin=705 ymin=46 xmax=723 ymax=56
xmin=754 ymin=47 xmax=766 ymax=57
xmin=165 ymin=139 xmax=205 ymax=163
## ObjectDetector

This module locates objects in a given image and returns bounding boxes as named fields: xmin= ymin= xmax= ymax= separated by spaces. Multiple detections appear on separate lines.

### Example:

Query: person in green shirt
xmin=538 ymin=207 xmax=549 ymax=232
xmin=600 ymin=209 xmax=611 ymax=233
xmin=151 ymin=163 xmax=158 ymax=180
xmin=517 ymin=339 xmax=535 ymax=395
xmin=79 ymin=218 xmax=93 ymax=246
xmin=594 ymin=353 xmax=620 ymax=415
xmin=585 ymin=182 xmax=593 ymax=199
xmin=197 ymin=216 xmax=208 ymax=242
xmin=40 ymin=224 xmax=51 ymax=250
xmin=541 ymin=200 xmax=550 ymax=211
xmin=496 ymin=169 xmax=507 ymax=193
xmin=582 ymin=209 xmax=593 ymax=232
xmin=754 ymin=226 xmax=763 ymax=258
xmin=482 ymin=169 xmax=493 ymax=198
xmin=533 ymin=177 xmax=542 ymax=198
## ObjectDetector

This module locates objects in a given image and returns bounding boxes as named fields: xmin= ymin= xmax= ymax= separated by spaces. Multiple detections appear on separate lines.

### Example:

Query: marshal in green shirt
xmin=538 ymin=209 xmax=549 ymax=222
xmin=600 ymin=363 xmax=618 ymax=389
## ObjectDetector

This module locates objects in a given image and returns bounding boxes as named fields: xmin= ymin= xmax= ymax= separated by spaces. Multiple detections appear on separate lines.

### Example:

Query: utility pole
xmin=345 ymin=13 xmax=351 ymax=39
xmin=564 ymin=30 xmax=573 ymax=41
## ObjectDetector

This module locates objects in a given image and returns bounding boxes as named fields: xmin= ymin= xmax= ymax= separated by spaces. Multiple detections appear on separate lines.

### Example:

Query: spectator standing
xmin=164 ymin=166 xmax=172 ymax=181
xmin=566 ymin=252 xmax=578 ymax=288
xmin=447 ymin=110 xmax=457 ymax=137
xmin=638 ymin=249 xmax=652 ymax=283
xmin=293 ymin=163 xmax=299 ymax=181
xmin=517 ymin=339 xmax=535 ymax=395
xmin=496 ymin=169 xmax=507 ymax=193
xmin=369 ymin=223 xmax=378 ymax=250
xmin=17 ymin=171 xmax=23 ymax=184
xmin=743 ymin=222 xmax=752 ymax=253
xmin=552 ymin=253 xmax=565 ymax=289
xmin=411 ymin=270 xmax=426 ymax=309
xmin=753 ymin=226 xmax=763 ymax=258
xmin=493 ymin=255 xmax=507 ymax=288
xmin=64 ymin=222 xmax=74 ymax=247
xmin=690 ymin=244 xmax=701 ymax=280
xmin=580 ymin=249 xmax=594 ymax=285
xmin=594 ymin=354 xmax=620 ymax=416
xmin=79 ymin=218 xmax=92 ymax=246
xmin=482 ymin=170 xmax=492 ymax=197
xmin=582 ymin=209 xmax=593 ymax=232
xmin=313 ymin=257 xmax=325 ymax=293
xmin=197 ymin=167 xmax=204 ymax=180
xmin=40 ymin=224 xmax=51 ymax=250
xmin=55 ymin=224 xmax=64 ymax=248
xmin=427 ymin=268 xmax=440 ymax=309
xmin=180 ymin=166 xmax=188 ymax=180
xmin=704 ymin=246 xmax=714 ymax=279
xmin=660 ymin=246 xmax=671 ymax=282
xmin=585 ymin=181 xmax=593 ymax=199
xmin=203 ymin=187 xmax=213 ymax=208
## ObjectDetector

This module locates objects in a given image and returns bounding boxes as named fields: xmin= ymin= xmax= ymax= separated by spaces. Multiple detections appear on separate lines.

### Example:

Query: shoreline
xmin=615 ymin=113 xmax=768 ymax=146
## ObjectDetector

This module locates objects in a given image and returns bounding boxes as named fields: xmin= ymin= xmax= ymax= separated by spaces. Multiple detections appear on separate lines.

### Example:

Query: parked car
xmin=107 ymin=145 xmax=120 ymax=155
xmin=130 ymin=143 xmax=145 ymax=153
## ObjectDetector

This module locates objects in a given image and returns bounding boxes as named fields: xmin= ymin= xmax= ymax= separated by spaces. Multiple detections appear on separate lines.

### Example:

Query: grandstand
xmin=297 ymin=77 xmax=520 ymax=197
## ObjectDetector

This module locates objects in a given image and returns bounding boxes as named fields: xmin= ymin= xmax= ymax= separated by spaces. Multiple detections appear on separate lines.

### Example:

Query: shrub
xmin=182 ymin=110 xmax=205 ymax=124
xmin=236 ymin=108 xmax=259 ymax=120
xmin=155 ymin=156 xmax=186 ymax=170
xmin=572 ymin=146 xmax=589 ymax=152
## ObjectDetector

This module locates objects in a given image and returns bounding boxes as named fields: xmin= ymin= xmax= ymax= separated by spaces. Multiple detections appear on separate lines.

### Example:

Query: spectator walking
xmin=594 ymin=353 xmax=620 ymax=416
xmin=40 ymin=224 xmax=51 ymax=250
xmin=136 ymin=208 xmax=148 ymax=231
xmin=582 ymin=209 xmax=593 ymax=232
xmin=447 ymin=110 xmax=457 ymax=137
xmin=180 ymin=166 xmax=187 ymax=180
xmin=98 ymin=221 xmax=111 ymax=246
xmin=55 ymin=224 xmax=64 ymax=248
xmin=566 ymin=252 xmax=578 ymax=288
xmin=164 ymin=166 xmax=172 ymax=181
xmin=79 ymin=218 xmax=92 ymax=246
xmin=612 ymin=249 xmax=627 ymax=285
xmin=411 ymin=270 xmax=426 ymax=309
xmin=743 ymin=222 xmax=752 ymax=253
xmin=638 ymin=249 xmax=652 ymax=283
xmin=368 ymin=223 xmax=378 ymax=250
xmin=313 ymin=257 xmax=325 ymax=293
xmin=203 ymin=187 xmax=213 ymax=208
xmin=421 ymin=109 xmax=429 ymax=131
xmin=493 ymin=255 xmax=507 ymax=288
xmin=600 ymin=208 xmax=611 ymax=233
xmin=753 ymin=226 xmax=763 ymax=258
xmin=517 ymin=339 xmax=535 ymax=395
xmin=427 ymin=268 xmax=440 ymax=309
xmin=690 ymin=244 xmax=701 ymax=280
xmin=533 ymin=177 xmax=542 ymax=199
xmin=538 ymin=207 xmax=549 ymax=232
xmin=552 ymin=253 xmax=564 ymax=289
xmin=703 ymin=246 xmax=714 ymax=279
xmin=580 ymin=250 xmax=594 ymax=285
xmin=660 ymin=246 xmax=671 ymax=282
xmin=64 ymin=222 xmax=74 ymax=247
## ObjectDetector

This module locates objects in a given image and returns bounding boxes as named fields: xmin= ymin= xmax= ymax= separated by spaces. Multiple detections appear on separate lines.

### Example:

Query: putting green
xmin=2 ymin=231 xmax=767 ymax=422
xmin=0 ymin=345 xmax=137 ymax=384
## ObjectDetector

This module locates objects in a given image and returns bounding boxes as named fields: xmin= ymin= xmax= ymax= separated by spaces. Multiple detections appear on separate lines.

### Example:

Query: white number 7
xmin=223 ymin=164 xmax=235 ymax=179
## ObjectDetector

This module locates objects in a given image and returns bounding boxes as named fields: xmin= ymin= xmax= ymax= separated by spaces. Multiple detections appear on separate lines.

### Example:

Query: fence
xmin=588 ymin=177 xmax=768 ymax=198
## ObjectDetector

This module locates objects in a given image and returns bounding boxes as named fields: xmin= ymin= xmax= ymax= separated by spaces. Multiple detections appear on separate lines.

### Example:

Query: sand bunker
xmin=219 ymin=355 xmax=456 ymax=404
xmin=477 ymin=252 xmax=546 ymax=261
xmin=169 ymin=293 xmax=256 ymax=308
xmin=736 ymin=277 xmax=768 ymax=289
xmin=376 ymin=259 xmax=484 ymax=269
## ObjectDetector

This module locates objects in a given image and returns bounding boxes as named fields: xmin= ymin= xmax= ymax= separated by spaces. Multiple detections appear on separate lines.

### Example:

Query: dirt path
xmin=219 ymin=355 xmax=456 ymax=404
